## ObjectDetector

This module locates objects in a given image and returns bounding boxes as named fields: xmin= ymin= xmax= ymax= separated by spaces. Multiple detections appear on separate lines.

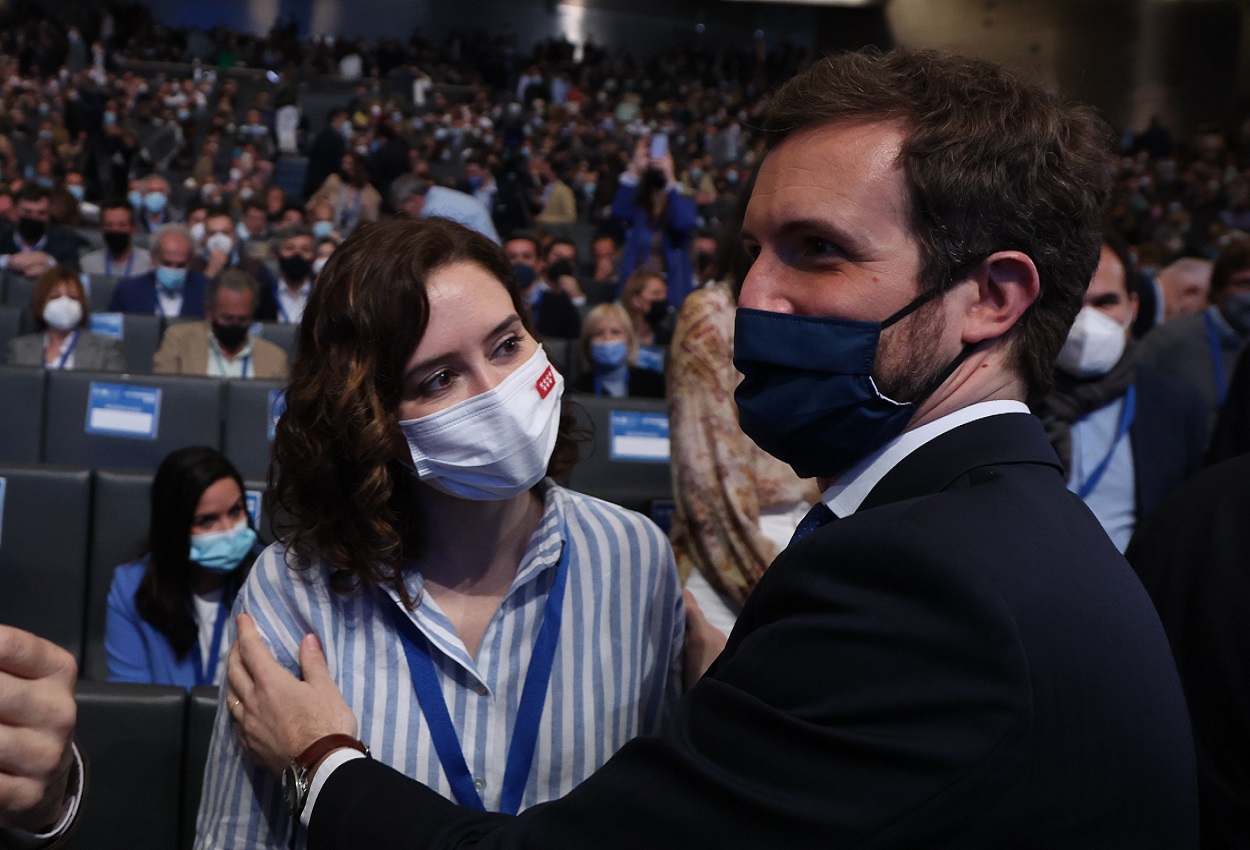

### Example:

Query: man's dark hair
xmin=17 ymin=184 xmax=49 ymax=204
xmin=100 ymin=201 xmax=134 ymax=224
xmin=544 ymin=236 xmax=576 ymax=262
xmin=764 ymin=48 xmax=1115 ymax=396
xmin=1209 ymin=238 xmax=1250 ymax=299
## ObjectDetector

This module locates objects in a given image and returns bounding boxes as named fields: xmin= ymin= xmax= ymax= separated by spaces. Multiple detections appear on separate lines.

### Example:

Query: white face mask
xmin=1056 ymin=306 xmax=1129 ymax=378
xmin=399 ymin=347 xmax=564 ymax=501
xmin=43 ymin=295 xmax=83 ymax=331
xmin=205 ymin=232 xmax=234 ymax=256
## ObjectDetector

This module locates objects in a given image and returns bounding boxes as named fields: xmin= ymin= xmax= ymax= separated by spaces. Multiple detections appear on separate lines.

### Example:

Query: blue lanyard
xmin=51 ymin=330 xmax=79 ymax=370
xmin=387 ymin=533 xmax=570 ymax=814
xmin=195 ymin=592 xmax=233 ymax=687
xmin=104 ymin=252 xmax=134 ymax=278
xmin=1203 ymin=310 xmax=1228 ymax=406
xmin=1076 ymin=384 xmax=1136 ymax=500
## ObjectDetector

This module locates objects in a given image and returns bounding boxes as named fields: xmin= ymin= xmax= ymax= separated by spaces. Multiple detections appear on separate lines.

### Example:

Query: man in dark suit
xmin=303 ymin=110 xmax=350 ymax=201
xmin=504 ymin=233 xmax=581 ymax=339
xmin=108 ymin=224 xmax=208 ymax=319
xmin=0 ymin=184 xmax=80 ymax=277
xmin=1033 ymin=236 xmax=1208 ymax=550
xmin=224 ymin=48 xmax=1198 ymax=849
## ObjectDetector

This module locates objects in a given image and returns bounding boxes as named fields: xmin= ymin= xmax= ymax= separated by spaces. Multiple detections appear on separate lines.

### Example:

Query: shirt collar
xmin=822 ymin=400 xmax=1030 ymax=518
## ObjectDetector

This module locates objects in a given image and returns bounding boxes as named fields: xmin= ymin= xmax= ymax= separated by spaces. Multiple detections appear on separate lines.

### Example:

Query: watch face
xmin=282 ymin=765 xmax=304 ymax=814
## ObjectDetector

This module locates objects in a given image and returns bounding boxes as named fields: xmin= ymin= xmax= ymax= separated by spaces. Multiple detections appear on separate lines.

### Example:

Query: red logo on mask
xmin=536 ymin=366 xmax=556 ymax=398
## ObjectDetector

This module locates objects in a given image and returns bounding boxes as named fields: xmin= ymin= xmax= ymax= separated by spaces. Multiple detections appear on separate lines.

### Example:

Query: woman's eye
xmin=494 ymin=334 xmax=526 ymax=357
xmin=419 ymin=370 xmax=454 ymax=395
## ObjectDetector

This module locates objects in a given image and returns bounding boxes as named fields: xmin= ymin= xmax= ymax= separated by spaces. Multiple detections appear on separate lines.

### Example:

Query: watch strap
xmin=293 ymin=733 xmax=369 ymax=771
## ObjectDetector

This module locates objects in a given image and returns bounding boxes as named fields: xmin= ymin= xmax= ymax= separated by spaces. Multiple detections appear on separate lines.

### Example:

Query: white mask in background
xmin=399 ymin=347 xmax=564 ymax=501
xmin=312 ymin=256 xmax=328 ymax=276
xmin=1055 ymin=306 xmax=1130 ymax=378
xmin=189 ymin=221 xmax=206 ymax=247
xmin=42 ymin=295 xmax=83 ymax=331
xmin=205 ymin=232 xmax=234 ymax=256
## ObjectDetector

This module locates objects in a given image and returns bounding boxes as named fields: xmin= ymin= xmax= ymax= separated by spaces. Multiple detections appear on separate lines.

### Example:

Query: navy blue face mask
xmin=734 ymin=286 xmax=969 ymax=480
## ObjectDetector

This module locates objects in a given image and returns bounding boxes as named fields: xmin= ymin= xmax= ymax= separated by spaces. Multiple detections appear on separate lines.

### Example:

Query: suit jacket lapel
xmin=859 ymin=412 xmax=1064 ymax=512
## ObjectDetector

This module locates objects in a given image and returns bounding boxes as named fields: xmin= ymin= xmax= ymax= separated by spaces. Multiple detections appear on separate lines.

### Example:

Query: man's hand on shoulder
xmin=0 ymin=625 xmax=77 ymax=834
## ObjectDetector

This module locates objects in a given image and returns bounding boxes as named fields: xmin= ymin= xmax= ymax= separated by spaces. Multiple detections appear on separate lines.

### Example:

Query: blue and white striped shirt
xmin=194 ymin=481 xmax=684 ymax=849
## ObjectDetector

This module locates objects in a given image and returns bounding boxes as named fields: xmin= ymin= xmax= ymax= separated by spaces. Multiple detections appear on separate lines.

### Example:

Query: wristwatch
xmin=282 ymin=733 xmax=370 ymax=817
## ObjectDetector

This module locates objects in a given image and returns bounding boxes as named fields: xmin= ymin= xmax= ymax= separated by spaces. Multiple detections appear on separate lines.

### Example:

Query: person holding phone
xmin=611 ymin=136 xmax=698 ymax=309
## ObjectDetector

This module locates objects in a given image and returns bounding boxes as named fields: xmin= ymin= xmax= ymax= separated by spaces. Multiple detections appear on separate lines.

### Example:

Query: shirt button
xmin=473 ymin=682 xmax=488 ymax=696
xmin=474 ymin=777 xmax=486 ymax=792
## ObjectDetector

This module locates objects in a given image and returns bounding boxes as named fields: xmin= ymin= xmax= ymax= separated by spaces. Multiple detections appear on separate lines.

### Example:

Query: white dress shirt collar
xmin=822 ymin=400 xmax=1031 ymax=518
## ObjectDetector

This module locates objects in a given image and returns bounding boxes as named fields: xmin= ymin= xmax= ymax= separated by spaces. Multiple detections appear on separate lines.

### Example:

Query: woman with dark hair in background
xmin=305 ymin=150 xmax=381 ymax=235
xmin=197 ymin=217 xmax=682 ymax=848
xmin=105 ymin=446 xmax=259 ymax=688
xmin=6 ymin=264 xmax=124 ymax=370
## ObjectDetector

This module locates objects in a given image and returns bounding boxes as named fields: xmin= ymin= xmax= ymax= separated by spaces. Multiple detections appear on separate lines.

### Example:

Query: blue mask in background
xmin=127 ymin=189 xmax=142 ymax=208
xmin=591 ymin=340 xmax=629 ymax=368
xmin=155 ymin=265 xmax=187 ymax=292
xmin=190 ymin=519 xmax=257 ymax=574
xmin=311 ymin=220 xmax=335 ymax=239
xmin=734 ymin=286 xmax=964 ymax=479
xmin=143 ymin=192 xmax=167 ymax=214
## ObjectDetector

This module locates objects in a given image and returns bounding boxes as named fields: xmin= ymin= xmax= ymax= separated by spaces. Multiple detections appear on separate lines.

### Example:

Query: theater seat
xmin=43 ymin=371 xmax=223 ymax=470
xmin=0 ymin=462 xmax=90 ymax=660
xmin=181 ymin=685 xmax=221 ymax=850
xmin=565 ymin=395 xmax=673 ymax=514
xmin=221 ymin=378 xmax=286 ymax=480
xmin=67 ymin=681 xmax=185 ymax=850
xmin=0 ymin=365 xmax=44 ymax=463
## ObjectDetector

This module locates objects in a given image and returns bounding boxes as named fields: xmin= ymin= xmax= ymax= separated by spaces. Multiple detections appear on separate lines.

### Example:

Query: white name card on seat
xmin=90 ymin=313 xmax=124 ymax=339
xmin=609 ymin=411 xmax=670 ymax=463
xmin=85 ymin=382 xmax=161 ymax=439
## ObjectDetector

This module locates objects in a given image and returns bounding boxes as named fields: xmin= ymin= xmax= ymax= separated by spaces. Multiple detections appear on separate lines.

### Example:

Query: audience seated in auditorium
xmin=152 ymin=268 xmax=289 ymax=379
xmin=306 ymin=151 xmax=380 ymax=236
xmin=6 ymin=265 xmax=125 ymax=371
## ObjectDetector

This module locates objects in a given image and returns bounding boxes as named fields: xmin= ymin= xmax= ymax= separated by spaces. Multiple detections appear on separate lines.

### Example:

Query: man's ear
xmin=959 ymin=251 xmax=1041 ymax=345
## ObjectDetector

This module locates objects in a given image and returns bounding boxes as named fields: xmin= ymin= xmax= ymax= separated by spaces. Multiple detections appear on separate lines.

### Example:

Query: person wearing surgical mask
xmin=0 ymin=184 xmax=81 ymax=277
xmin=1033 ymin=237 xmax=1207 ymax=551
xmin=136 ymin=173 xmax=181 ymax=235
xmin=192 ymin=209 xmax=277 ymax=292
xmin=109 ymin=224 xmax=209 ymax=319
xmin=105 ymin=447 xmax=261 ymax=689
xmin=6 ymin=265 xmax=124 ymax=371
xmin=195 ymin=217 xmax=683 ymax=848
xmin=80 ymin=202 xmax=154 ymax=277
xmin=255 ymin=226 xmax=316 ymax=324
xmin=572 ymin=302 xmax=664 ymax=398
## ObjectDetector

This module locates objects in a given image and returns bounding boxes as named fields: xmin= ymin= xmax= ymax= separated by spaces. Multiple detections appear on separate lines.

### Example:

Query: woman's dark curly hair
xmin=270 ymin=216 xmax=579 ymax=607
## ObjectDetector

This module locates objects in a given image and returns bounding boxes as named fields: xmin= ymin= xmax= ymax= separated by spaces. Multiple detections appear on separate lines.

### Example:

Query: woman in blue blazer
xmin=105 ymin=446 xmax=260 ymax=689
xmin=612 ymin=142 xmax=698 ymax=308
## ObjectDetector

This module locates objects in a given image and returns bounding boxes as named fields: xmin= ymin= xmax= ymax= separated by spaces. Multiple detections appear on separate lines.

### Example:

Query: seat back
xmin=252 ymin=321 xmax=298 ymax=362
xmin=3 ymin=272 xmax=35 ymax=309
xmin=67 ymin=681 xmax=186 ymax=850
xmin=221 ymin=378 xmax=285 ymax=480
xmin=565 ymin=395 xmax=672 ymax=514
xmin=0 ymin=304 xmax=23 ymax=354
xmin=181 ymin=685 xmax=221 ymax=850
xmin=83 ymin=468 xmax=154 ymax=680
xmin=43 ymin=371 xmax=223 ymax=469
xmin=0 ymin=365 xmax=43 ymax=463
xmin=0 ymin=462 xmax=90 ymax=660
xmin=86 ymin=274 xmax=121 ymax=313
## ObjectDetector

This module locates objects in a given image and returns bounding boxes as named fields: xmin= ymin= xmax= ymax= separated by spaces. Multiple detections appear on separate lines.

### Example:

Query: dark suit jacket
xmin=1127 ymin=455 xmax=1250 ymax=850
xmin=107 ymin=270 xmax=209 ymax=318
xmin=0 ymin=223 xmax=81 ymax=269
xmin=1130 ymin=364 xmax=1208 ymax=520
xmin=532 ymin=288 xmax=581 ymax=340
xmin=309 ymin=413 xmax=1197 ymax=850
xmin=572 ymin=366 xmax=665 ymax=399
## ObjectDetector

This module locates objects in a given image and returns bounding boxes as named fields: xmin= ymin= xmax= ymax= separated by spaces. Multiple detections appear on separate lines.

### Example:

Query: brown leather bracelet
xmin=293 ymin=733 xmax=368 ymax=772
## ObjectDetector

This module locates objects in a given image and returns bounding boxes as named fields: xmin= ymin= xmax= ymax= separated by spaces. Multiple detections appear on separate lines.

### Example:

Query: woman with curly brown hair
xmin=195 ymin=216 xmax=684 ymax=849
